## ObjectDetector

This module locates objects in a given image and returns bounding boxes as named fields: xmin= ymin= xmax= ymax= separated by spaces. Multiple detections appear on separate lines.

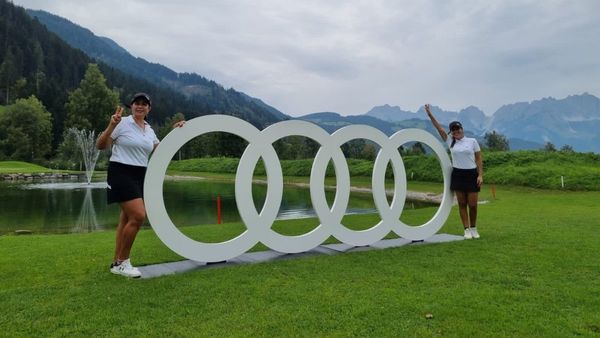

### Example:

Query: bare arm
xmin=150 ymin=119 xmax=186 ymax=152
xmin=96 ymin=106 xmax=123 ymax=150
xmin=475 ymin=151 xmax=483 ymax=186
xmin=424 ymin=104 xmax=447 ymax=142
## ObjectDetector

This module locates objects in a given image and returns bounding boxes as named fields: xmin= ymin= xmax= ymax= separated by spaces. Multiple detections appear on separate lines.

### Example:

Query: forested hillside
xmin=0 ymin=0 xmax=297 ymax=167
xmin=26 ymin=9 xmax=288 ymax=125
xmin=0 ymin=0 xmax=285 ymax=159
xmin=0 ymin=1 xmax=211 ymax=144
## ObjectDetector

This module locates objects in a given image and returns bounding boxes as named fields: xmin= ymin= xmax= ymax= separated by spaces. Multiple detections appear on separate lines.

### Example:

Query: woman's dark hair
xmin=450 ymin=137 xmax=456 ymax=148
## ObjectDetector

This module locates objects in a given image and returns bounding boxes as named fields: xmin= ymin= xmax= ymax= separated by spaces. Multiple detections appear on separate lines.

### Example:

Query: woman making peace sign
xmin=97 ymin=92 xmax=184 ymax=278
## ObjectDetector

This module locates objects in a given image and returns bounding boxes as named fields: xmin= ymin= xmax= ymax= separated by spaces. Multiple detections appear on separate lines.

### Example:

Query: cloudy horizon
xmin=11 ymin=0 xmax=600 ymax=116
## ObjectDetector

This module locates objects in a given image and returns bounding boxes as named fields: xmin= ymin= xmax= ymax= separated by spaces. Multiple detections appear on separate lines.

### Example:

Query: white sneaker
xmin=470 ymin=227 xmax=480 ymax=239
xmin=110 ymin=259 xmax=141 ymax=278
xmin=464 ymin=228 xmax=473 ymax=240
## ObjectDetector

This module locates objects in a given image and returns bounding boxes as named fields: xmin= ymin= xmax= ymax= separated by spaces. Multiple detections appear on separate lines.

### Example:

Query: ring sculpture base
xmin=144 ymin=115 xmax=454 ymax=263
xmin=138 ymin=234 xmax=464 ymax=279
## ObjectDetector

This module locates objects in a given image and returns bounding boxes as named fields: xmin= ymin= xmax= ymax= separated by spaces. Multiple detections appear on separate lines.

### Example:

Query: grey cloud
xmin=11 ymin=0 xmax=600 ymax=116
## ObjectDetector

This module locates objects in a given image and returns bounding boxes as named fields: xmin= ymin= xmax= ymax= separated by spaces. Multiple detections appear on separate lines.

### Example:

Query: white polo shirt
xmin=446 ymin=136 xmax=480 ymax=169
xmin=110 ymin=115 xmax=159 ymax=167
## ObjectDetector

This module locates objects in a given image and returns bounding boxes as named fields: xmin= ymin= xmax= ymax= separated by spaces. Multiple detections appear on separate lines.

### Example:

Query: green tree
xmin=410 ymin=142 xmax=426 ymax=155
xmin=0 ymin=49 xmax=19 ymax=104
xmin=273 ymin=138 xmax=293 ymax=160
xmin=484 ymin=130 xmax=510 ymax=151
xmin=301 ymin=138 xmax=320 ymax=158
xmin=155 ymin=113 xmax=187 ymax=160
xmin=32 ymin=41 xmax=45 ymax=95
xmin=157 ymin=112 xmax=186 ymax=139
xmin=0 ymin=95 xmax=53 ymax=161
xmin=11 ymin=77 xmax=27 ymax=100
xmin=543 ymin=142 xmax=557 ymax=152
xmin=273 ymin=136 xmax=312 ymax=160
xmin=361 ymin=143 xmax=377 ymax=161
xmin=64 ymin=64 xmax=119 ymax=133
xmin=560 ymin=144 xmax=574 ymax=153
xmin=341 ymin=139 xmax=366 ymax=159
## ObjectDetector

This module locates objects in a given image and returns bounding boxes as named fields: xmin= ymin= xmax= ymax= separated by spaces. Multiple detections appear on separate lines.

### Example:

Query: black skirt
xmin=106 ymin=161 xmax=147 ymax=204
xmin=450 ymin=168 xmax=480 ymax=193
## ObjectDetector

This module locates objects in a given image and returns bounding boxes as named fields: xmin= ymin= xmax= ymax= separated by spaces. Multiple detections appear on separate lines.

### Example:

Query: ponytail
xmin=450 ymin=137 xmax=456 ymax=148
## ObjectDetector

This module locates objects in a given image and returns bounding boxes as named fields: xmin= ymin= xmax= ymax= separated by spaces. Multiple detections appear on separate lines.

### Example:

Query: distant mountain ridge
xmin=27 ymin=9 xmax=288 ymax=125
xmin=365 ymin=104 xmax=415 ymax=122
xmin=300 ymin=93 xmax=600 ymax=152
xmin=298 ymin=112 xmax=397 ymax=135
xmin=488 ymin=93 xmax=600 ymax=152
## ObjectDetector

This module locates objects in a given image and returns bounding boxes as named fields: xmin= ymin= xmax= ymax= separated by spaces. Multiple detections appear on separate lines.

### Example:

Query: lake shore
xmin=165 ymin=174 xmax=445 ymax=204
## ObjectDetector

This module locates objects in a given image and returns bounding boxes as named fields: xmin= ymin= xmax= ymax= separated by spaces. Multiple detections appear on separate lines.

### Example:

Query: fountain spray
xmin=68 ymin=128 xmax=100 ymax=184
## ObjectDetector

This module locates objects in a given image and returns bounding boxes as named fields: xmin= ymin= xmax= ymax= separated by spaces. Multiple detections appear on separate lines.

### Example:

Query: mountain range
xmin=25 ymin=7 xmax=600 ymax=153
xmin=299 ymin=93 xmax=600 ymax=152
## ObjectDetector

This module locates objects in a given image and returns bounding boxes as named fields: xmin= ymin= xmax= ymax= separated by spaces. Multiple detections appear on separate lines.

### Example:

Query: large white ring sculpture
xmin=144 ymin=115 xmax=453 ymax=262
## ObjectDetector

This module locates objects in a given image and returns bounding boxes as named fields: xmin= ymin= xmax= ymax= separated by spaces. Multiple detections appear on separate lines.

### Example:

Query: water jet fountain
xmin=69 ymin=127 xmax=100 ymax=185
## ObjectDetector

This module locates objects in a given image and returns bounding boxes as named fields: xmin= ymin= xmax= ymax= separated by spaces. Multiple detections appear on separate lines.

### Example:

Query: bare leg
xmin=455 ymin=191 xmax=469 ymax=229
xmin=114 ymin=210 xmax=128 ymax=262
xmin=116 ymin=198 xmax=146 ymax=261
xmin=467 ymin=192 xmax=479 ymax=227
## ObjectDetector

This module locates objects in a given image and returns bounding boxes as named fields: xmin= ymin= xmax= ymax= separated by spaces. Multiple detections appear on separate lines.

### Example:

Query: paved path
xmin=138 ymin=233 xmax=463 ymax=279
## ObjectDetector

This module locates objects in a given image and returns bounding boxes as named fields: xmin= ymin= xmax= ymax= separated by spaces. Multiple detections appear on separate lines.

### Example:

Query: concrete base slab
xmin=243 ymin=250 xmax=286 ymax=262
xmin=321 ymin=242 xmax=355 ymax=252
xmin=369 ymin=237 xmax=412 ymax=249
xmin=424 ymin=233 xmax=464 ymax=243
xmin=347 ymin=245 xmax=377 ymax=253
xmin=139 ymin=260 xmax=206 ymax=277
xmin=309 ymin=246 xmax=338 ymax=255
xmin=138 ymin=233 xmax=463 ymax=279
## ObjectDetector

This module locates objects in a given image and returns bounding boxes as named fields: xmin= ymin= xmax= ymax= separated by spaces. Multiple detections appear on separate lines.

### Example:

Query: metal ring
xmin=145 ymin=115 xmax=453 ymax=262
xmin=387 ymin=129 xmax=453 ymax=240
xmin=314 ymin=124 xmax=406 ymax=246
xmin=145 ymin=115 xmax=262 ymax=262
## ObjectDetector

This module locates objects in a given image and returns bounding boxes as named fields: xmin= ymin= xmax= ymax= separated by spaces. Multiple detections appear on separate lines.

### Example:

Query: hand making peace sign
xmin=110 ymin=106 xmax=123 ymax=127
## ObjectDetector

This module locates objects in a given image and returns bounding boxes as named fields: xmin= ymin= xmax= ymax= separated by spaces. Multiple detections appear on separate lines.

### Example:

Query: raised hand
xmin=172 ymin=120 xmax=186 ymax=128
xmin=424 ymin=103 xmax=446 ymax=140
xmin=110 ymin=106 xmax=123 ymax=126
xmin=424 ymin=104 xmax=432 ymax=115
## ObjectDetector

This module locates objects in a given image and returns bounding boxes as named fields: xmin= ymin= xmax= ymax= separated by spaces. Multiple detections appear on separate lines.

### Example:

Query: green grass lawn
xmin=0 ymin=161 xmax=53 ymax=174
xmin=1 ymin=185 xmax=599 ymax=336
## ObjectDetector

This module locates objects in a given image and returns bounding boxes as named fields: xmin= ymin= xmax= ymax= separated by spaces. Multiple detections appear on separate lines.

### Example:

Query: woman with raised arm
xmin=424 ymin=104 xmax=483 ymax=239
xmin=96 ymin=92 xmax=185 ymax=278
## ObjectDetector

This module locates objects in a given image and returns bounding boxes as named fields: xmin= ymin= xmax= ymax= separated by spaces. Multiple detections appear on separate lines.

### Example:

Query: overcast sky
xmin=12 ymin=0 xmax=600 ymax=116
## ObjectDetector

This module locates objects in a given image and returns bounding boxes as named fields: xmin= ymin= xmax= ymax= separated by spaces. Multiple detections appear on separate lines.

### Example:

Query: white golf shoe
xmin=110 ymin=259 xmax=141 ymax=278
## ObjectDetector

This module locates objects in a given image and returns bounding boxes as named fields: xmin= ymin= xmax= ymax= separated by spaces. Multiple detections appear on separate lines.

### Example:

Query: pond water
xmin=0 ymin=177 xmax=435 ymax=235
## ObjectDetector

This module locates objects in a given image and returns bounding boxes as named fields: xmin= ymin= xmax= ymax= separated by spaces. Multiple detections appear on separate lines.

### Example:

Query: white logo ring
xmin=312 ymin=124 xmax=406 ymax=246
xmin=144 ymin=115 xmax=265 ymax=262
xmin=145 ymin=115 xmax=453 ymax=262
xmin=236 ymin=119 xmax=349 ymax=254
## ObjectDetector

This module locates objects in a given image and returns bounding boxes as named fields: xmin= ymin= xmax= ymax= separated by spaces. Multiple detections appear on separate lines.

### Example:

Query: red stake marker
xmin=217 ymin=195 xmax=222 ymax=224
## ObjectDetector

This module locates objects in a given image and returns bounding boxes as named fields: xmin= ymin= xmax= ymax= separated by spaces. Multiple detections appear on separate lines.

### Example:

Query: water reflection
xmin=276 ymin=207 xmax=376 ymax=220
xmin=0 ymin=179 xmax=118 ymax=234
xmin=73 ymin=188 xmax=101 ymax=233
xmin=0 ymin=178 xmax=436 ymax=235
